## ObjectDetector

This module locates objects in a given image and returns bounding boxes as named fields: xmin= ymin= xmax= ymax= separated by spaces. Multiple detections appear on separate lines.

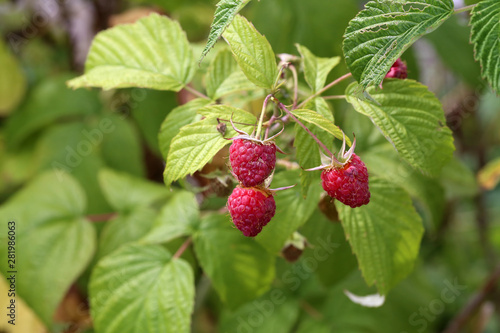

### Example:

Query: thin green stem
xmin=256 ymin=94 xmax=273 ymax=140
xmin=296 ymin=72 xmax=352 ymax=109
xmin=274 ymin=98 xmax=333 ymax=157
xmin=323 ymin=95 xmax=347 ymax=100
xmin=184 ymin=85 xmax=210 ymax=99
xmin=289 ymin=64 xmax=299 ymax=109
xmin=454 ymin=4 xmax=477 ymax=14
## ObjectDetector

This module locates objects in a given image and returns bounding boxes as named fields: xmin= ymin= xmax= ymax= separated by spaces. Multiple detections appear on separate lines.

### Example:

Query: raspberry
xmin=385 ymin=58 xmax=407 ymax=79
xmin=227 ymin=186 xmax=276 ymax=237
xmin=229 ymin=139 xmax=276 ymax=187
xmin=321 ymin=153 xmax=370 ymax=208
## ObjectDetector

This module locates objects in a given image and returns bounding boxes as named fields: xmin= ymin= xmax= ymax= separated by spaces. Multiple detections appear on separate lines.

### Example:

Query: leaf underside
xmin=470 ymin=0 xmax=500 ymax=94
xmin=345 ymin=79 xmax=454 ymax=176
xmin=343 ymin=0 xmax=454 ymax=90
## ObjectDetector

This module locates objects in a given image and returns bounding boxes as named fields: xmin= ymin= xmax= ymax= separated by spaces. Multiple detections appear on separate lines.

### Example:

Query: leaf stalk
xmin=297 ymin=72 xmax=352 ymax=109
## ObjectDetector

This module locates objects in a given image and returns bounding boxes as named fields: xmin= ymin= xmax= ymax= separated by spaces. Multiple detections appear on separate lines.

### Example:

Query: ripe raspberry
xmin=321 ymin=153 xmax=370 ymax=208
xmin=385 ymin=58 xmax=407 ymax=79
xmin=227 ymin=186 xmax=276 ymax=237
xmin=229 ymin=139 xmax=276 ymax=187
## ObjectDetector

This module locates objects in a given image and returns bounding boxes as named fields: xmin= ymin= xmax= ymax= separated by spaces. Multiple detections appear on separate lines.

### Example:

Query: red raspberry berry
xmin=229 ymin=139 xmax=276 ymax=187
xmin=385 ymin=58 xmax=407 ymax=79
xmin=321 ymin=153 xmax=370 ymax=208
xmin=227 ymin=186 xmax=276 ymax=237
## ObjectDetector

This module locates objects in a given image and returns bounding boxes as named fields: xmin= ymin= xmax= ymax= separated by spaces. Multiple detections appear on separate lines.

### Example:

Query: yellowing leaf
xmin=68 ymin=14 xmax=195 ymax=91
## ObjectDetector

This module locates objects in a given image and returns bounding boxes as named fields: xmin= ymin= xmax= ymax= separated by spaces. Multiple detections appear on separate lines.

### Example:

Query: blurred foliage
xmin=0 ymin=0 xmax=500 ymax=333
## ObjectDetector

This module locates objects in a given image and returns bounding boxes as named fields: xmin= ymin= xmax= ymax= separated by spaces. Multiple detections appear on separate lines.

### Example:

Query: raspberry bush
xmin=0 ymin=0 xmax=499 ymax=332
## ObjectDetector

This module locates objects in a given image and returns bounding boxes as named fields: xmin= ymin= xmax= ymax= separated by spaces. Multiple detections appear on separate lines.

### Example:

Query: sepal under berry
xmin=306 ymin=133 xmax=356 ymax=171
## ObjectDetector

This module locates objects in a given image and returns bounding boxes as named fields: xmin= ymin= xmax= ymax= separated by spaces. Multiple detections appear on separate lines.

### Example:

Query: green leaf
xmin=164 ymin=105 xmax=255 ymax=185
xmin=296 ymin=44 xmax=340 ymax=93
xmin=295 ymin=318 xmax=330 ymax=333
xmin=292 ymin=109 xmax=345 ymax=142
xmin=214 ymin=71 xmax=259 ymax=99
xmin=5 ymin=75 xmax=100 ymax=149
xmin=335 ymin=178 xmax=424 ymax=294
xmin=318 ymin=272 xmax=439 ymax=332
xmin=0 ymin=172 xmax=96 ymax=325
xmin=96 ymin=169 xmax=171 ymax=258
xmin=303 ymin=98 xmax=337 ymax=152
xmin=193 ymin=214 xmax=275 ymax=308
xmin=158 ymin=98 xmax=212 ymax=160
xmin=294 ymin=98 xmax=337 ymax=196
xmin=141 ymin=191 xmax=200 ymax=244
xmin=34 ymin=114 xmax=145 ymax=213
xmin=362 ymin=144 xmax=445 ymax=231
xmin=343 ymin=0 xmax=454 ymax=89
xmin=294 ymin=124 xmax=321 ymax=196
xmin=205 ymin=48 xmax=258 ymax=99
xmin=196 ymin=104 xmax=256 ymax=120
xmin=34 ymin=122 xmax=109 ymax=213
xmin=470 ymin=0 xmax=500 ymax=93
xmin=0 ymin=38 xmax=26 ymax=115
xmin=200 ymin=0 xmax=252 ymax=62
xmin=131 ymin=89 xmax=178 ymax=154
xmin=304 ymin=97 xmax=334 ymax=122
xmin=256 ymin=170 xmax=322 ymax=254
xmin=223 ymin=15 xmax=278 ymax=89
xmin=99 ymin=114 xmax=145 ymax=177
xmin=68 ymin=14 xmax=195 ymax=91
xmin=90 ymin=244 xmax=194 ymax=333
xmin=206 ymin=48 xmax=238 ymax=98
xmin=300 ymin=209 xmax=358 ymax=287
xmin=98 ymin=207 xmax=158 ymax=259
xmin=345 ymin=80 xmax=454 ymax=176
xmin=219 ymin=291 xmax=300 ymax=333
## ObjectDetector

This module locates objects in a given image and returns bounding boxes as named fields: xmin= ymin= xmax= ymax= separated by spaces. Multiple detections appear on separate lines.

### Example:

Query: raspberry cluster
xmin=227 ymin=139 xmax=277 ymax=237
